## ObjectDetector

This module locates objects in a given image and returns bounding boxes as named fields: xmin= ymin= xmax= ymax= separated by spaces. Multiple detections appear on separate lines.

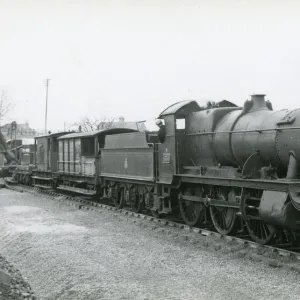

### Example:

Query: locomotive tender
xmin=13 ymin=94 xmax=300 ymax=245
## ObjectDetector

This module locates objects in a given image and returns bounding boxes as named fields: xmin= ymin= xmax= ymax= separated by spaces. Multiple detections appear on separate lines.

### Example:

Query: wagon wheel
xmin=113 ymin=187 xmax=125 ymax=209
xmin=149 ymin=194 xmax=163 ymax=218
xmin=27 ymin=175 xmax=32 ymax=186
xmin=52 ymin=178 xmax=58 ymax=189
xmin=241 ymin=189 xmax=275 ymax=244
xmin=132 ymin=192 xmax=144 ymax=213
xmin=106 ymin=186 xmax=113 ymax=200
xmin=209 ymin=189 xmax=238 ymax=235
xmin=179 ymin=192 xmax=205 ymax=227
xmin=151 ymin=210 xmax=161 ymax=218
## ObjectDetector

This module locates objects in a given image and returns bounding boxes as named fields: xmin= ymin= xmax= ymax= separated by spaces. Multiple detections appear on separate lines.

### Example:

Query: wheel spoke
xmin=209 ymin=188 xmax=238 ymax=235
xmin=113 ymin=188 xmax=124 ymax=209
xmin=179 ymin=196 xmax=205 ymax=227
xmin=132 ymin=191 xmax=143 ymax=213
xmin=241 ymin=189 xmax=275 ymax=244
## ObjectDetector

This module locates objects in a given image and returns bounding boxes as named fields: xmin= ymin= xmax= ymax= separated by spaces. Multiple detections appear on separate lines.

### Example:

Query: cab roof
xmin=34 ymin=131 xmax=72 ymax=139
xmin=158 ymin=100 xmax=200 ymax=118
xmin=57 ymin=128 xmax=137 ymax=140
xmin=158 ymin=99 xmax=238 ymax=118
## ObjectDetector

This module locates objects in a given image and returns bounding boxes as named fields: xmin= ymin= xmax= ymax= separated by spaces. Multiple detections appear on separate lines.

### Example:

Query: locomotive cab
xmin=156 ymin=100 xmax=201 ymax=184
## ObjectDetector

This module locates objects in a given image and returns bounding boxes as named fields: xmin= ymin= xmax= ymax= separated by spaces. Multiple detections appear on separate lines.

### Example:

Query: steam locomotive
xmin=13 ymin=94 xmax=300 ymax=245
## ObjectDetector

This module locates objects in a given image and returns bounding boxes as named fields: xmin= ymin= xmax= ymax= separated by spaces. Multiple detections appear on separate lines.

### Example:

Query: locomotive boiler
xmin=214 ymin=95 xmax=300 ymax=175
xmin=185 ymin=94 xmax=300 ymax=174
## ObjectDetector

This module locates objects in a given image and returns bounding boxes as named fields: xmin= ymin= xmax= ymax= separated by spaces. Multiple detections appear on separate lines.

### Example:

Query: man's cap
xmin=155 ymin=119 xmax=163 ymax=126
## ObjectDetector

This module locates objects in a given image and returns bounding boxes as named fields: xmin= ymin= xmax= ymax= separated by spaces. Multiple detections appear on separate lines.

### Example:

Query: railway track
xmin=4 ymin=180 xmax=300 ymax=272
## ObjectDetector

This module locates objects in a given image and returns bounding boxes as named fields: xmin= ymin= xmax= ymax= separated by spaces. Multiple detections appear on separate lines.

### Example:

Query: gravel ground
xmin=1 ymin=188 xmax=300 ymax=300
xmin=0 ymin=257 xmax=35 ymax=300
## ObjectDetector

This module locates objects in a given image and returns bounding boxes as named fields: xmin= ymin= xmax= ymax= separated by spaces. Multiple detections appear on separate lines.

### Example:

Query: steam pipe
xmin=286 ymin=150 xmax=297 ymax=179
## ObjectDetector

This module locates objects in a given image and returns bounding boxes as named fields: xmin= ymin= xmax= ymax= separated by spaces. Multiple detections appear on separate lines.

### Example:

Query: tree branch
xmin=71 ymin=116 xmax=117 ymax=132
xmin=0 ymin=90 xmax=13 ymax=123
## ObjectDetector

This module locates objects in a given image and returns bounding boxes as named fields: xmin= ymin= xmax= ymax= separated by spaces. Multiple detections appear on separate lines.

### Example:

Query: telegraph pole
xmin=45 ymin=78 xmax=50 ymax=134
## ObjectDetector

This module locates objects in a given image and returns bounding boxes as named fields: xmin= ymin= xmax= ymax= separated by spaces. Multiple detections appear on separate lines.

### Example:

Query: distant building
xmin=0 ymin=122 xmax=36 ymax=139
xmin=97 ymin=117 xmax=147 ymax=131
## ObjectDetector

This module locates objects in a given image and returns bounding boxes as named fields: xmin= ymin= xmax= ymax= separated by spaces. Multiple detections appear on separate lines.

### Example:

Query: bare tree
xmin=98 ymin=117 xmax=121 ymax=130
xmin=71 ymin=116 xmax=118 ymax=132
xmin=0 ymin=91 xmax=13 ymax=125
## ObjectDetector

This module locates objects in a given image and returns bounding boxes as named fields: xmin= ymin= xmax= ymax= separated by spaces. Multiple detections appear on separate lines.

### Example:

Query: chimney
xmin=250 ymin=94 xmax=268 ymax=111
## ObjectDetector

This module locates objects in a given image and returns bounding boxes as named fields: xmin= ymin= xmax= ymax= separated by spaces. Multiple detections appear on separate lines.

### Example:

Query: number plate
xmin=163 ymin=153 xmax=171 ymax=164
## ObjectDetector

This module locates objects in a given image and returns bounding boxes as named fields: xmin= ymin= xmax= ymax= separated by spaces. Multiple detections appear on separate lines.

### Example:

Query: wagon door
xmin=69 ymin=139 xmax=75 ymax=173
xmin=47 ymin=137 xmax=51 ymax=170
xmin=75 ymin=138 xmax=81 ymax=173
xmin=64 ymin=139 xmax=69 ymax=173
xmin=58 ymin=139 xmax=63 ymax=172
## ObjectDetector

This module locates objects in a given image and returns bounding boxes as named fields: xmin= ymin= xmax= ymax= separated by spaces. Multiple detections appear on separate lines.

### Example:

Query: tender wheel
xmin=241 ymin=189 xmax=275 ymax=244
xmin=113 ymin=187 xmax=125 ymax=209
xmin=132 ymin=192 xmax=144 ymax=213
xmin=209 ymin=189 xmax=238 ymax=235
xmin=179 ymin=192 xmax=205 ymax=226
xmin=151 ymin=209 xmax=161 ymax=218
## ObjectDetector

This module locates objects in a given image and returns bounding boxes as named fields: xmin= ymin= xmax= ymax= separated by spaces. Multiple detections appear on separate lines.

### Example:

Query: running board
xmin=33 ymin=184 xmax=53 ymax=190
xmin=32 ymin=176 xmax=52 ymax=181
xmin=57 ymin=185 xmax=96 ymax=196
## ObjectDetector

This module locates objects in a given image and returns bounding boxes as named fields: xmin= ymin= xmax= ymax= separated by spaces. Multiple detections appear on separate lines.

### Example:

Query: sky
xmin=0 ymin=0 xmax=300 ymax=132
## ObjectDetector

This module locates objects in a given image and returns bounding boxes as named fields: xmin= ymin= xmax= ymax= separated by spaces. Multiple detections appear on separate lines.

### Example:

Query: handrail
xmin=186 ymin=126 xmax=300 ymax=136
xmin=57 ymin=161 xmax=80 ymax=163
xmin=102 ymin=145 xmax=155 ymax=150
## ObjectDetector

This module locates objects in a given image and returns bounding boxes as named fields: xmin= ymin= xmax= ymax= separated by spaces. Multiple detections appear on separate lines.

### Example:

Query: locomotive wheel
xmin=113 ymin=188 xmax=125 ymax=209
xmin=210 ymin=207 xmax=237 ymax=235
xmin=241 ymin=189 xmax=275 ymax=244
xmin=209 ymin=189 xmax=238 ymax=235
xmin=179 ymin=193 xmax=205 ymax=226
